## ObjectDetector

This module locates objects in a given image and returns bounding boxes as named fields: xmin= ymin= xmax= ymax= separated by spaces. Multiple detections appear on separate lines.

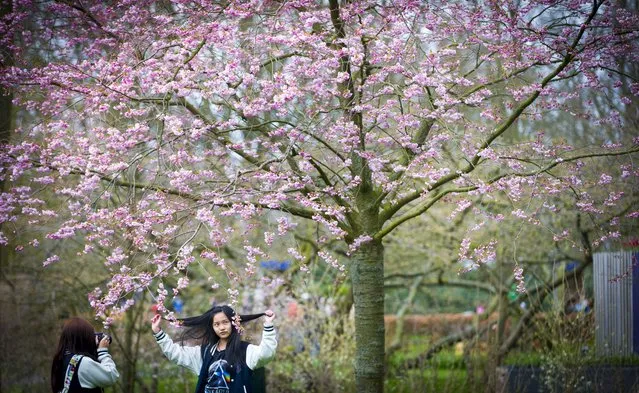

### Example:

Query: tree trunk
xmin=121 ymin=309 xmax=137 ymax=393
xmin=485 ymin=260 xmax=509 ymax=392
xmin=351 ymin=239 xmax=385 ymax=393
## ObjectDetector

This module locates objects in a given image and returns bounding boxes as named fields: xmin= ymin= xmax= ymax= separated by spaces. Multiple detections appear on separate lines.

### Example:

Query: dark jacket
xmin=195 ymin=342 xmax=254 ymax=393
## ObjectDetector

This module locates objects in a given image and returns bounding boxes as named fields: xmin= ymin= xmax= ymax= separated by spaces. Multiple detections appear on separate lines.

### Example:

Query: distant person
xmin=151 ymin=304 xmax=277 ymax=393
xmin=51 ymin=317 xmax=120 ymax=392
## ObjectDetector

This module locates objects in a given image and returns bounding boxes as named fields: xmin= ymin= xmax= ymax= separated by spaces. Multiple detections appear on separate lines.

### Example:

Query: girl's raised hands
xmin=151 ymin=314 xmax=163 ymax=334
xmin=264 ymin=309 xmax=275 ymax=324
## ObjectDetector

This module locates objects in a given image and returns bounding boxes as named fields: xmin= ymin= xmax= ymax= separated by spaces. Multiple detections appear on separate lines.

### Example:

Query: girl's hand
xmin=98 ymin=335 xmax=111 ymax=349
xmin=264 ymin=309 xmax=275 ymax=324
xmin=151 ymin=314 xmax=163 ymax=333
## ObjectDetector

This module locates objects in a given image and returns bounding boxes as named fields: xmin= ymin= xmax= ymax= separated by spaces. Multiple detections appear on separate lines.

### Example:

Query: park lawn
xmin=386 ymin=368 xmax=473 ymax=393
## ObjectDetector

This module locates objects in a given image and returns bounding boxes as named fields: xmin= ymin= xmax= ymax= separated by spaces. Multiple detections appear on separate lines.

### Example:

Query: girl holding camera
xmin=151 ymin=305 xmax=277 ymax=393
xmin=51 ymin=317 xmax=120 ymax=393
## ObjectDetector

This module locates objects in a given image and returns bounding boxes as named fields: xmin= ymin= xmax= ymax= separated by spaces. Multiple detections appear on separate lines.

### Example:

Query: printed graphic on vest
xmin=205 ymin=359 xmax=232 ymax=393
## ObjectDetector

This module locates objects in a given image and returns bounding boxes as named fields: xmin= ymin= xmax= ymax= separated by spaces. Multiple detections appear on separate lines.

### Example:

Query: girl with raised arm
xmin=151 ymin=305 xmax=276 ymax=393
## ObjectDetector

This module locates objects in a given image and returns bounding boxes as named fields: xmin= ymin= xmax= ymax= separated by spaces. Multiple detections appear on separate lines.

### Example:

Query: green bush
xmin=267 ymin=312 xmax=356 ymax=393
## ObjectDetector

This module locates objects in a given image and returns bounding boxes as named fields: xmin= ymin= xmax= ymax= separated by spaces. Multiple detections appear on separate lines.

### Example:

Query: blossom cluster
xmin=0 ymin=0 xmax=637 ymax=320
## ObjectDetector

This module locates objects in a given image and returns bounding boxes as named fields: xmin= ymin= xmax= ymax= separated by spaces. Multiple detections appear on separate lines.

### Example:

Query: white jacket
xmin=153 ymin=323 xmax=277 ymax=375
xmin=76 ymin=348 xmax=120 ymax=388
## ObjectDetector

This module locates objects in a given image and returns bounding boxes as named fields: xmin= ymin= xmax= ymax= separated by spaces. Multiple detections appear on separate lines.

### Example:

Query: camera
xmin=95 ymin=332 xmax=112 ymax=344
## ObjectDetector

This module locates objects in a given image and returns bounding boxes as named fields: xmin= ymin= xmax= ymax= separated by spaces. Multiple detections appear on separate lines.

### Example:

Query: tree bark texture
xmin=351 ymin=240 xmax=385 ymax=393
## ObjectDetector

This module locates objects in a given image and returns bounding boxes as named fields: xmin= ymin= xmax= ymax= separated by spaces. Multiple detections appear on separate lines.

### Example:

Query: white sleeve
xmin=153 ymin=330 xmax=202 ymax=375
xmin=246 ymin=323 xmax=277 ymax=370
xmin=77 ymin=349 xmax=120 ymax=388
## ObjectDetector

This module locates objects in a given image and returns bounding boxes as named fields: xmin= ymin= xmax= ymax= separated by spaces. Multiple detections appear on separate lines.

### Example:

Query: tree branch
xmin=378 ymin=145 xmax=639 ymax=239
xmin=385 ymin=278 xmax=497 ymax=294
xmin=497 ymin=255 xmax=592 ymax=356
xmin=55 ymin=0 xmax=121 ymax=42
xmin=379 ymin=3 xmax=604 ymax=224
xmin=405 ymin=322 xmax=496 ymax=369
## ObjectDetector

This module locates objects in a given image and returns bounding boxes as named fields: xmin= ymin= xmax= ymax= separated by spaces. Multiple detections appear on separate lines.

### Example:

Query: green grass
xmin=386 ymin=369 xmax=473 ymax=393
xmin=386 ymin=338 xmax=486 ymax=393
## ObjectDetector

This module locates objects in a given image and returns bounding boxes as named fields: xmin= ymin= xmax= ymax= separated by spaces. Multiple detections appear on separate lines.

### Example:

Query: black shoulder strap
xmin=60 ymin=355 xmax=83 ymax=393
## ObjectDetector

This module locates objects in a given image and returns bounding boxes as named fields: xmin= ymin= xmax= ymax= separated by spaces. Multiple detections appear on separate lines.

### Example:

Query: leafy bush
xmin=266 ymin=311 xmax=356 ymax=393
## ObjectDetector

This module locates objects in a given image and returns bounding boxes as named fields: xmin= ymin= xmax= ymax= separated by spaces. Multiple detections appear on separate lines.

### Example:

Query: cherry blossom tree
xmin=1 ymin=1 xmax=638 ymax=391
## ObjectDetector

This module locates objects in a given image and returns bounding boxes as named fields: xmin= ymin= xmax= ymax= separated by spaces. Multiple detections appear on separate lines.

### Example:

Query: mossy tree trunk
xmin=351 ymin=239 xmax=385 ymax=393
xmin=350 ymin=182 xmax=385 ymax=393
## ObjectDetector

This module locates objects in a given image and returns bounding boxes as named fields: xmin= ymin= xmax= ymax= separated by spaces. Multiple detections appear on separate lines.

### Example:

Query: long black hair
xmin=177 ymin=305 xmax=265 ymax=366
xmin=51 ymin=317 xmax=99 ymax=392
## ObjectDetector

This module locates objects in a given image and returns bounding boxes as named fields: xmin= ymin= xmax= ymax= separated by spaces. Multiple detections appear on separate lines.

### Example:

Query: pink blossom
xmin=449 ymin=200 xmax=472 ymax=220
xmin=458 ymin=238 xmax=472 ymax=261
xmin=598 ymin=174 xmax=613 ymax=185
xmin=348 ymin=235 xmax=373 ymax=255
xmin=287 ymin=248 xmax=304 ymax=261
xmin=1 ymin=0 xmax=636 ymax=324
xmin=106 ymin=248 xmax=127 ymax=266
xmin=514 ymin=266 xmax=526 ymax=294
xmin=511 ymin=209 xmax=528 ymax=219
xmin=318 ymin=250 xmax=346 ymax=273
xmin=43 ymin=255 xmax=60 ymax=267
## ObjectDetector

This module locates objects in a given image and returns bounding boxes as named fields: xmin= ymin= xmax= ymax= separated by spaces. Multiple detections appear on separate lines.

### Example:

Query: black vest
xmin=58 ymin=354 xmax=103 ymax=393
xmin=194 ymin=342 xmax=253 ymax=393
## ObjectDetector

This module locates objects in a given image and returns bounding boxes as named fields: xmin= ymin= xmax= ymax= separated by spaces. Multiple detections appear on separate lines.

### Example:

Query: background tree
xmin=1 ymin=1 xmax=638 ymax=392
